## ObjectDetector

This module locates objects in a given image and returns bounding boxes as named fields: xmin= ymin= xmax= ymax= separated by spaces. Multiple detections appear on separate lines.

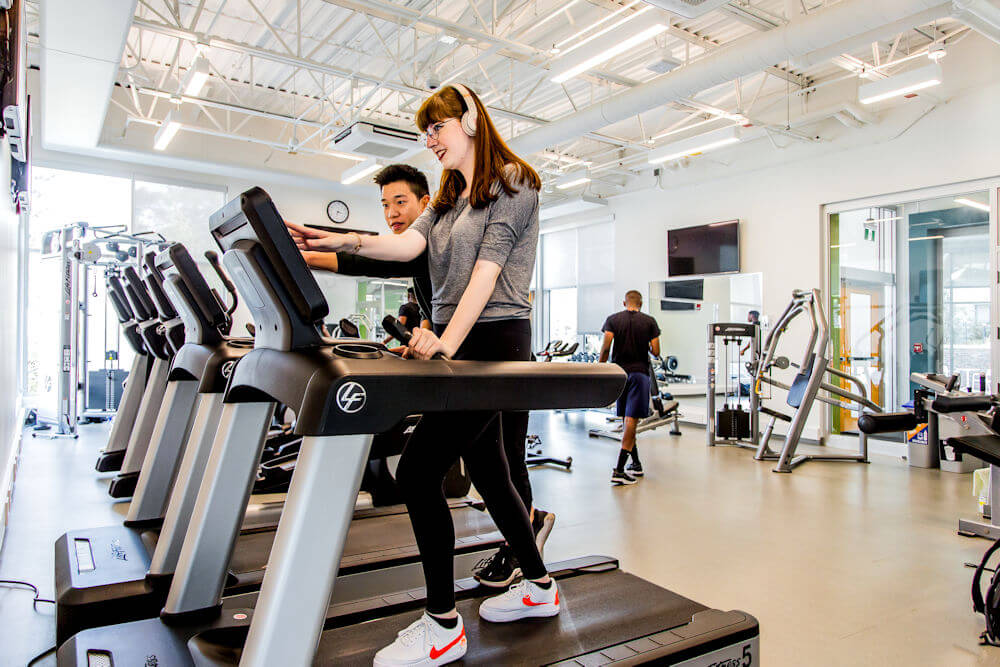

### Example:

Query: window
xmin=538 ymin=221 xmax=615 ymax=355
xmin=24 ymin=168 xmax=132 ymax=415
xmin=21 ymin=167 xmax=225 ymax=420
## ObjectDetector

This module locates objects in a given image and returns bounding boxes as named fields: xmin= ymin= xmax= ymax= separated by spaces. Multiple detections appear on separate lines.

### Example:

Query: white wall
xmin=607 ymin=44 xmax=1000 ymax=437
xmin=0 ymin=141 xmax=21 ymax=545
xmin=650 ymin=276 xmax=732 ymax=382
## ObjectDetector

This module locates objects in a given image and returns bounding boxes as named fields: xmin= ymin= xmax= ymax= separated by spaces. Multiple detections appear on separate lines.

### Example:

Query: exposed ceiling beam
xmin=129 ymin=16 xmax=642 ymax=151
xmin=720 ymin=3 xmax=785 ymax=30
xmin=318 ymin=0 xmax=545 ymax=58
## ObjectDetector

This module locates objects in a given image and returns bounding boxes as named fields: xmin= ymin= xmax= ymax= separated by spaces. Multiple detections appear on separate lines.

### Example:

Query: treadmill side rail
xmin=98 ymin=351 xmax=149 ymax=468
xmin=163 ymin=401 xmax=273 ymax=616
xmin=116 ymin=357 xmax=171 ymax=478
xmin=125 ymin=379 xmax=200 ymax=524
xmin=148 ymin=393 xmax=225 ymax=577
xmin=242 ymin=433 xmax=374 ymax=666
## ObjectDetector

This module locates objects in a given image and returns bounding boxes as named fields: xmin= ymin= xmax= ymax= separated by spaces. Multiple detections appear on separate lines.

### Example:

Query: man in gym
xmin=384 ymin=287 xmax=428 ymax=346
xmin=599 ymin=290 xmax=661 ymax=485
xmin=285 ymin=163 xmax=555 ymax=587
xmin=291 ymin=163 xmax=434 ymax=322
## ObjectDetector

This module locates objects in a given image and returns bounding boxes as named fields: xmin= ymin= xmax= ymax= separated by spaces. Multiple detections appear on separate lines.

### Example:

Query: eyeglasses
xmin=421 ymin=118 xmax=456 ymax=145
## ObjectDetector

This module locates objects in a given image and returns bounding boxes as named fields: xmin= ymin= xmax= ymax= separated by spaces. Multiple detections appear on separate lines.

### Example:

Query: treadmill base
xmin=59 ymin=557 xmax=759 ymax=667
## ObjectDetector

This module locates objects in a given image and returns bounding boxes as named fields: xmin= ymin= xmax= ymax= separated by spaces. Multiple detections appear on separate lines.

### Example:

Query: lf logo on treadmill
xmin=336 ymin=382 xmax=367 ymax=413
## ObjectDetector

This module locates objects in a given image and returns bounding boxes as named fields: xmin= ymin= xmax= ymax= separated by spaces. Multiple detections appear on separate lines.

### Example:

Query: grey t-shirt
xmin=409 ymin=168 xmax=539 ymax=325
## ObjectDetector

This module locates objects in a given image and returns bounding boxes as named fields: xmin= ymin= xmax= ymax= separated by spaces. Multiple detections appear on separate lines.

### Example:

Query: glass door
xmin=836 ymin=282 xmax=890 ymax=433
xmin=828 ymin=208 xmax=896 ymax=435
xmin=828 ymin=187 xmax=993 ymax=437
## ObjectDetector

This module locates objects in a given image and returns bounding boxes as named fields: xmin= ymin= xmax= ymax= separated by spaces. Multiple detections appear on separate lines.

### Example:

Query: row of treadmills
xmin=55 ymin=187 xmax=759 ymax=665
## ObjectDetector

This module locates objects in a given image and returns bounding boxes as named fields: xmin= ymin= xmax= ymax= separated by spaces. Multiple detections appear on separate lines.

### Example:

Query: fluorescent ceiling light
xmin=955 ymin=197 xmax=990 ymax=212
xmin=830 ymin=243 xmax=856 ymax=249
xmin=651 ymin=117 xmax=720 ymax=142
xmin=533 ymin=0 xmax=581 ymax=33
xmin=341 ymin=158 xmax=381 ymax=185
xmin=555 ymin=170 xmax=591 ymax=190
xmin=182 ymin=55 xmax=211 ymax=97
xmin=556 ymin=1 xmax=645 ymax=51
xmin=154 ymin=111 xmax=181 ymax=151
xmin=556 ymin=177 xmax=591 ymax=190
xmin=439 ymin=33 xmax=457 ymax=44
xmin=540 ymin=195 xmax=607 ymax=221
xmin=648 ymin=126 xmax=742 ymax=164
xmin=859 ymin=62 xmax=942 ymax=104
xmin=551 ymin=22 xmax=668 ymax=84
xmin=909 ymin=235 xmax=944 ymax=242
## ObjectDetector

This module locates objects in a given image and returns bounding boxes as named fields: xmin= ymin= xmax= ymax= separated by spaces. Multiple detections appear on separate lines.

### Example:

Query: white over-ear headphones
xmin=451 ymin=84 xmax=478 ymax=137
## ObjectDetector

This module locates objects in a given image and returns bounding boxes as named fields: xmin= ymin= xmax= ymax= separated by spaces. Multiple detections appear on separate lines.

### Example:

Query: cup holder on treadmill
xmin=332 ymin=343 xmax=383 ymax=359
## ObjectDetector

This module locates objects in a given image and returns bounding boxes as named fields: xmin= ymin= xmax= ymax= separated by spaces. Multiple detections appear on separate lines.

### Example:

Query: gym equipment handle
xmin=205 ymin=250 xmax=239 ymax=316
xmin=857 ymin=411 xmax=919 ymax=434
xmin=382 ymin=315 xmax=449 ymax=360
xmin=931 ymin=395 xmax=994 ymax=414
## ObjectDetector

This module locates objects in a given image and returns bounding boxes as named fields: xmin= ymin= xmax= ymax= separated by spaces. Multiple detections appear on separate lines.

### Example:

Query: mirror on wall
xmin=648 ymin=273 xmax=763 ymax=394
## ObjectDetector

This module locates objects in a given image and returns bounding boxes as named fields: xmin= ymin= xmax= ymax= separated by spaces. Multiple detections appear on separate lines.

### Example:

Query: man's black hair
xmin=407 ymin=287 xmax=415 ymax=298
xmin=373 ymin=164 xmax=430 ymax=200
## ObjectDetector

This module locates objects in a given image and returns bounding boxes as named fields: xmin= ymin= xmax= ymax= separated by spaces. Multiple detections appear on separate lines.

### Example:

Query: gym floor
xmin=1 ymin=414 xmax=998 ymax=666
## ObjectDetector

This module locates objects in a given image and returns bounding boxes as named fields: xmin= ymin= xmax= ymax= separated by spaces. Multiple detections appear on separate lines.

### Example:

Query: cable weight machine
xmin=35 ymin=222 xmax=166 ymax=437
xmin=706 ymin=321 xmax=761 ymax=449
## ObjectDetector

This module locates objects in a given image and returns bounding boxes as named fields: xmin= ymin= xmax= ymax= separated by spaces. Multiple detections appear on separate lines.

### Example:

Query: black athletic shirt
xmin=398 ymin=301 xmax=422 ymax=334
xmin=602 ymin=310 xmax=661 ymax=375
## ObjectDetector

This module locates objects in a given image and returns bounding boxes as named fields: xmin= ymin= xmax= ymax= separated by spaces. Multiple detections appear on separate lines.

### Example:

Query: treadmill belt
xmin=228 ymin=506 xmax=500 ymax=577
xmin=318 ymin=570 xmax=707 ymax=665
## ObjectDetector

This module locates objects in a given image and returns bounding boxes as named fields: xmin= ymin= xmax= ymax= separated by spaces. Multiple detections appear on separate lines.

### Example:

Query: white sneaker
xmin=373 ymin=612 xmax=467 ymax=666
xmin=478 ymin=578 xmax=560 ymax=623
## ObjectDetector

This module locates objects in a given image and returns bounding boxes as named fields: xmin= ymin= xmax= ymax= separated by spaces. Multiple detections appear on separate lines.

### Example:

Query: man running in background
xmin=599 ymin=290 xmax=661 ymax=485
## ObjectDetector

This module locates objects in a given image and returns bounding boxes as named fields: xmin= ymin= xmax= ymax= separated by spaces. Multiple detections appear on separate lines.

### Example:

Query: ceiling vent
xmin=330 ymin=122 xmax=421 ymax=159
xmin=641 ymin=0 xmax=730 ymax=18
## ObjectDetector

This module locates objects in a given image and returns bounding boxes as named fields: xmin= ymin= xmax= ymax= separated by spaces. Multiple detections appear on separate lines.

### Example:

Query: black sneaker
xmin=626 ymin=461 xmax=644 ymax=477
xmin=611 ymin=469 xmax=638 ymax=486
xmin=473 ymin=546 xmax=521 ymax=588
xmin=531 ymin=509 xmax=556 ymax=558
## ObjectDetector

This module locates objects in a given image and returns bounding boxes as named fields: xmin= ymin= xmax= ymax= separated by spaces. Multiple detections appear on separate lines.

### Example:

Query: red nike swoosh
xmin=429 ymin=627 xmax=465 ymax=660
xmin=522 ymin=595 xmax=550 ymax=607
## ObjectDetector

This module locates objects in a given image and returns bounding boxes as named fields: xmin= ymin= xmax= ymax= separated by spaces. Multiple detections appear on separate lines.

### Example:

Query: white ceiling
xmin=25 ymin=0 xmax=987 ymax=195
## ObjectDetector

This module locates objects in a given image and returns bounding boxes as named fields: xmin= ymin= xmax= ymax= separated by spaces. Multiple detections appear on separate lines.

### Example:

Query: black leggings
xmin=395 ymin=319 xmax=544 ymax=613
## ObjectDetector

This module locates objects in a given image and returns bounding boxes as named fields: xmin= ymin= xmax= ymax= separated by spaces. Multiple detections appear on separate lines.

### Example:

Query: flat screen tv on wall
xmin=667 ymin=220 xmax=739 ymax=277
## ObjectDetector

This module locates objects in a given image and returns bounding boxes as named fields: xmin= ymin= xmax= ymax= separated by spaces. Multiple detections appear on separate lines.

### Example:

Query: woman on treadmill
xmin=288 ymin=84 xmax=553 ymax=666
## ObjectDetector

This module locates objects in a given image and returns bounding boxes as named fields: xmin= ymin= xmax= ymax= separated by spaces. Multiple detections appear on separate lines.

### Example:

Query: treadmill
xmin=60 ymin=188 xmax=759 ymax=665
xmin=55 ymin=243 xmax=505 ymax=644
xmin=94 ymin=274 xmax=152 ymax=472
xmin=105 ymin=265 xmax=178 ymax=498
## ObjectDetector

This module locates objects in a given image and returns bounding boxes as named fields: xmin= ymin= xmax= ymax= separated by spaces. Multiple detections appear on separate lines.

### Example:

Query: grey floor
xmin=2 ymin=413 xmax=1000 ymax=665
